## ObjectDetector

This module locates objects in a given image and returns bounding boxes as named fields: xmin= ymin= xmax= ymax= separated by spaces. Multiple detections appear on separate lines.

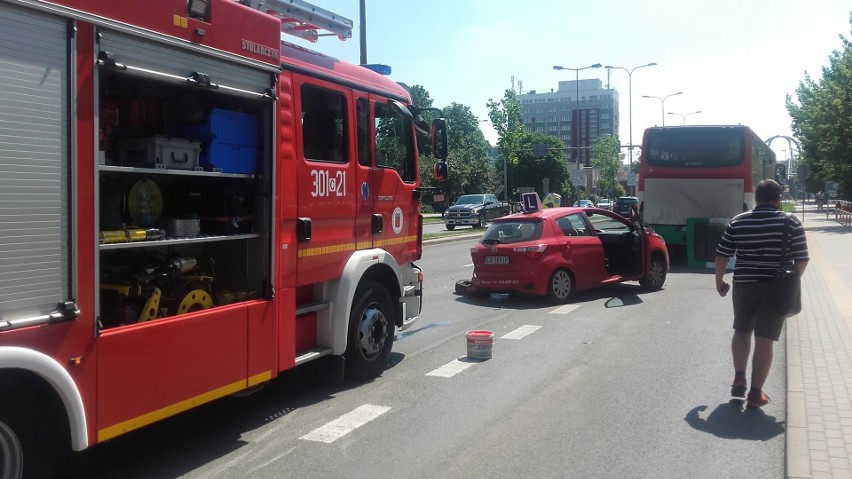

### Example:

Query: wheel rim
xmin=358 ymin=301 xmax=389 ymax=360
xmin=648 ymin=258 xmax=665 ymax=287
xmin=0 ymin=421 xmax=23 ymax=479
xmin=550 ymin=270 xmax=572 ymax=299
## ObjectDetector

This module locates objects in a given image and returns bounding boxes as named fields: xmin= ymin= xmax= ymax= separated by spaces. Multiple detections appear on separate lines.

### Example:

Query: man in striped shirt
xmin=714 ymin=179 xmax=809 ymax=408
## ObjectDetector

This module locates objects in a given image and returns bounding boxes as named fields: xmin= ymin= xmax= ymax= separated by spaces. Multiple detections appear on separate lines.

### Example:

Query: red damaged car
xmin=456 ymin=207 xmax=669 ymax=302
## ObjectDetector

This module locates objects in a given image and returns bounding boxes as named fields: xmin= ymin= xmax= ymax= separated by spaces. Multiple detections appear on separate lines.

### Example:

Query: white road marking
xmin=299 ymin=405 xmax=391 ymax=443
xmin=426 ymin=359 xmax=476 ymax=378
xmin=550 ymin=304 xmax=581 ymax=315
xmin=501 ymin=325 xmax=542 ymax=340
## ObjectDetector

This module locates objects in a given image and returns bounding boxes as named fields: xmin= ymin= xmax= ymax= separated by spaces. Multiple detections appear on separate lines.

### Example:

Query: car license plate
xmin=484 ymin=255 xmax=509 ymax=265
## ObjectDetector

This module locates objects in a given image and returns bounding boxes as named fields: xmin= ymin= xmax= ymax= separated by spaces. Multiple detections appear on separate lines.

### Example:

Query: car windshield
xmin=480 ymin=220 xmax=543 ymax=245
xmin=456 ymin=195 xmax=485 ymax=204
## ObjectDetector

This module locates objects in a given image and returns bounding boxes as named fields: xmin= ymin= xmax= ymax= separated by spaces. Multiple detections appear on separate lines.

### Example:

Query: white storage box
xmin=120 ymin=136 xmax=201 ymax=170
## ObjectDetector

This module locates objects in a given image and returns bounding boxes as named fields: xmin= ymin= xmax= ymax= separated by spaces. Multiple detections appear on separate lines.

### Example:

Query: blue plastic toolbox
xmin=207 ymin=109 xmax=257 ymax=142
xmin=203 ymin=141 xmax=257 ymax=174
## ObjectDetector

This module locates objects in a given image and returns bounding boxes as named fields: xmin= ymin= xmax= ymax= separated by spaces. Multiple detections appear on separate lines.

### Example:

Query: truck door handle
xmin=372 ymin=214 xmax=383 ymax=234
xmin=297 ymin=217 xmax=312 ymax=242
xmin=0 ymin=301 xmax=79 ymax=332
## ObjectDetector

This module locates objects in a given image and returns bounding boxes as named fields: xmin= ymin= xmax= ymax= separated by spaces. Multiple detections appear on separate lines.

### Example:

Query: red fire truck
xmin=0 ymin=0 xmax=447 ymax=476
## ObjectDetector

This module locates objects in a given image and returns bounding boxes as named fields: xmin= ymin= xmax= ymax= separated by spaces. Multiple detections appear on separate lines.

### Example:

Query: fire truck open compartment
xmin=95 ymin=30 xmax=274 ymax=329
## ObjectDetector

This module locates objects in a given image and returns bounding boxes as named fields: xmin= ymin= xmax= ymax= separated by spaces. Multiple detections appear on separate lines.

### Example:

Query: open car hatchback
xmin=456 ymin=207 xmax=669 ymax=302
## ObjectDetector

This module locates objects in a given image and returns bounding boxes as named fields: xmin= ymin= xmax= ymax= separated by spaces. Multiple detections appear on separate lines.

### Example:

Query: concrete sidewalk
xmin=786 ymin=201 xmax=852 ymax=479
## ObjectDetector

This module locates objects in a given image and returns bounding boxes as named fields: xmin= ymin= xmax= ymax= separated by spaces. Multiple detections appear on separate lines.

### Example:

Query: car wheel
xmin=455 ymin=279 xmax=472 ymax=295
xmin=547 ymin=268 xmax=574 ymax=303
xmin=345 ymin=280 xmax=395 ymax=380
xmin=455 ymin=279 xmax=488 ymax=297
xmin=639 ymin=253 xmax=667 ymax=291
xmin=476 ymin=213 xmax=486 ymax=228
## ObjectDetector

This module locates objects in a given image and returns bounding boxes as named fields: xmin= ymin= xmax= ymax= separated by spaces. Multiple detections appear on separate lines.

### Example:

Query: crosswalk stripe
xmin=300 ymin=404 xmax=391 ymax=443
xmin=501 ymin=325 xmax=541 ymax=340
xmin=426 ymin=359 xmax=476 ymax=378
xmin=550 ymin=304 xmax=581 ymax=315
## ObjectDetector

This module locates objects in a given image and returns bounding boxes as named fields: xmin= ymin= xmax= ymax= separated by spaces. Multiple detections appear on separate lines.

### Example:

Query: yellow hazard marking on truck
xmin=172 ymin=15 xmax=188 ymax=28
xmin=297 ymin=236 xmax=418 ymax=258
xmin=97 ymin=373 xmax=269 ymax=442
xmin=375 ymin=235 xmax=417 ymax=248
xmin=248 ymin=370 xmax=272 ymax=388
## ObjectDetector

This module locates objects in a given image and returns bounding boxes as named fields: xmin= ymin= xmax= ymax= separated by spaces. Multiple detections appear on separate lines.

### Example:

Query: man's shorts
xmin=732 ymin=281 xmax=786 ymax=341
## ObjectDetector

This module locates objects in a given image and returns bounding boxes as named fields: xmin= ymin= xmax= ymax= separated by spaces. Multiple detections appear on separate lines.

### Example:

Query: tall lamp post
xmin=667 ymin=110 xmax=702 ymax=125
xmin=553 ymin=63 xmax=602 ymax=165
xmin=643 ymin=91 xmax=683 ymax=126
xmin=603 ymin=63 xmax=656 ymax=194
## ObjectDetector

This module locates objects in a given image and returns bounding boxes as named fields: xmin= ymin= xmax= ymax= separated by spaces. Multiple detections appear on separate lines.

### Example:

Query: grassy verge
xmin=423 ymin=216 xmax=444 ymax=225
xmin=423 ymin=230 xmax=480 ymax=241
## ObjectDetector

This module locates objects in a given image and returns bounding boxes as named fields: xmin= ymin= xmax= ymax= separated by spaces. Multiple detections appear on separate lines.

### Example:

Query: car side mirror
xmin=433 ymin=161 xmax=448 ymax=182
xmin=431 ymin=118 xmax=448 ymax=160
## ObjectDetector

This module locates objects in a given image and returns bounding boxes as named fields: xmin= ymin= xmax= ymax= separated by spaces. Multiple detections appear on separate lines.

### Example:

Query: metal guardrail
xmin=829 ymin=200 xmax=852 ymax=226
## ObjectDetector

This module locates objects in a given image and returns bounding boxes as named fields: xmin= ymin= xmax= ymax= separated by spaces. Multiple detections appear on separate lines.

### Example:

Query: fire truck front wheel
xmin=345 ymin=280 xmax=395 ymax=380
xmin=0 ymin=379 xmax=65 ymax=479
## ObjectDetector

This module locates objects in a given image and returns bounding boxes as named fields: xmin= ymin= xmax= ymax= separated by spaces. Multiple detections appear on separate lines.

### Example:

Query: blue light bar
xmin=361 ymin=64 xmax=392 ymax=75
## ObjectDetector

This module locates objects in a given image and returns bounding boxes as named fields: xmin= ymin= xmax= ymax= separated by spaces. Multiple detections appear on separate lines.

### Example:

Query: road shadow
xmin=56 ymin=355 xmax=404 ymax=478
xmin=684 ymin=403 xmax=785 ymax=441
xmin=452 ymin=281 xmax=657 ymax=311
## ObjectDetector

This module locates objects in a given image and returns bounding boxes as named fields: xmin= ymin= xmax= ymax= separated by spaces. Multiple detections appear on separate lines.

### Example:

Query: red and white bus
xmin=637 ymin=125 xmax=776 ymax=266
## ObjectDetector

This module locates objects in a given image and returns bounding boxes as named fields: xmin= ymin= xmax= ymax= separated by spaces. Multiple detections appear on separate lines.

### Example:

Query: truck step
xmin=295 ymin=347 xmax=333 ymax=365
xmin=296 ymin=300 xmax=330 ymax=315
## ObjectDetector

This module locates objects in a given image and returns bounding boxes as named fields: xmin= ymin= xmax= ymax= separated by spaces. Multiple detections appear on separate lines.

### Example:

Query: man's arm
xmin=714 ymin=255 xmax=731 ymax=297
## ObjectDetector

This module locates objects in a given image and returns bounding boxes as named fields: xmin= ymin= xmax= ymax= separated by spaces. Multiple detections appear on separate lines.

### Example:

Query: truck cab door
xmin=295 ymin=80 xmax=356 ymax=284
xmin=369 ymin=96 xmax=419 ymax=265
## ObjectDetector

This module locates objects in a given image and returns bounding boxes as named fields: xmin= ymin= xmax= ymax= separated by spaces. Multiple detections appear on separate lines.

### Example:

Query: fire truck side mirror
xmin=433 ymin=161 xmax=448 ymax=182
xmin=431 ymin=118 xmax=448 ymax=160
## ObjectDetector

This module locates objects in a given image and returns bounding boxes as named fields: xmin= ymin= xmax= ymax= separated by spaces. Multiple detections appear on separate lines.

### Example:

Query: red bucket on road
xmin=466 ymin=330 xmax=494 ymax=360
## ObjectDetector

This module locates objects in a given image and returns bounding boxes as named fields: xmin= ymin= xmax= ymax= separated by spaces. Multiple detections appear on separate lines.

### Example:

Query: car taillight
xmin=513 ymin=244 xmax=547 ymax=259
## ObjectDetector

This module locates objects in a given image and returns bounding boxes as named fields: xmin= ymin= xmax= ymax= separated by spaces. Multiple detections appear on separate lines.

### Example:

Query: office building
xmin=518 ymin=79 xmax=619 ymax=167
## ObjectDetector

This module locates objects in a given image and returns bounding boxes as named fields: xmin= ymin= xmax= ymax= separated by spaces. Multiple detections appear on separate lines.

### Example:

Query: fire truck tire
xmin=345 ymin=280 xmax=395 ymax=380
xmin=0 ymin=380 xmax=63 ymax=479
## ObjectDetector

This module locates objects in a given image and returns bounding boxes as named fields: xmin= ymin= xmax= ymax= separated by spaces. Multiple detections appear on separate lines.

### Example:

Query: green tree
xmin=410 ymin=86 xmax=498 ymax=202
xmin=591 ymin=135 xmax=624 ymax=199
xmin=786 ymin=13 xmax=852 ymax=197
xmin=487 ymin=88 xmax=525 ymax=201
xmin=513 ymin=132 xmax=572 ymax=199
xmin=407 ymin=84 xmax=434 ymax=158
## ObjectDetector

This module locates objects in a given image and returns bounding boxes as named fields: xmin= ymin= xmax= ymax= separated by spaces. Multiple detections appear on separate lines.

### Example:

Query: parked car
xmin=573 ymin=199 xmax=594 ymax=208
xmin=596 ymin=198 xmax=613 ymax=209
xmin=444 ymin=193 xmax=510 ymax=230
xmin=455 ymin=207 xmax=669 ymax=302
xmin=613 ymin=196 xmax=639 ymax=217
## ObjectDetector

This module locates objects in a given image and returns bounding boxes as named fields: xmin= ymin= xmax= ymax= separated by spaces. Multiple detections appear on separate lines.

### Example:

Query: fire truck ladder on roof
xmin=239 ymin=0 xmax=353 ymax=43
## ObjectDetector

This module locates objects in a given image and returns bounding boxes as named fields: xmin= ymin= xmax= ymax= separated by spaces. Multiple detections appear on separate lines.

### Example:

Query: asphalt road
xmin=56 ymin=240 xmax=785 ymax=478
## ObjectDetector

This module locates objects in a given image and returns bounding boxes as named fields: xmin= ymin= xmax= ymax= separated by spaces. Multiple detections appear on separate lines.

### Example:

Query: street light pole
xmin=553 ymin=63 xmax=602 ymax=165
xmin=667 ymin=110 xmax=702 ymax=125
xmin=603 ymin=62 xmax=656 ymax=195
xmin=643 ymin=91 xmax=683 ymax=126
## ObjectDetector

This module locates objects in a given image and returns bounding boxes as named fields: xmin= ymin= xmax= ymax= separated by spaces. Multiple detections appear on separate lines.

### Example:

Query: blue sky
xmin=286 ymin=0 xmax=851 ymax=161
